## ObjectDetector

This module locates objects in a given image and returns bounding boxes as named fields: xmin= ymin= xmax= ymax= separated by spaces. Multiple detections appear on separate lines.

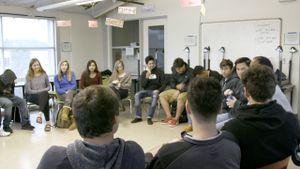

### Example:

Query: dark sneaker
xmin=147 ymin=118 xmax=153 ymax=125
xmin=131 ymin=118 xmax=142 ymax=123
xmin=3 ymin=126 xmax=13 ymax=133
xmin=21 ymin=123 xmax=35 ymax=131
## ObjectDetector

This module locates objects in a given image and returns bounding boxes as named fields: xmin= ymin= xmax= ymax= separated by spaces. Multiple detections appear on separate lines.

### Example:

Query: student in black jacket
xmin=131 ymin=56 xmax=166 ymax=125
xmin=222 ymin=65 xmax=300 ymax=169
xmin=159 ymin=58 xmax=193 ymax=127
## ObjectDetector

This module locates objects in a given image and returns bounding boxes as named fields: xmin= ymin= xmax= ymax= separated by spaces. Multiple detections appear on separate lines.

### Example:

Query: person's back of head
xmin=242 ymin=65 xmax=276 ymax=102
xmin=72 ymin=85 xmax=119 ymax=138
xmin=252 ymin=56 xmax=274 ymax=70
xmin=187 ymin=77 xmax=222 ymax=121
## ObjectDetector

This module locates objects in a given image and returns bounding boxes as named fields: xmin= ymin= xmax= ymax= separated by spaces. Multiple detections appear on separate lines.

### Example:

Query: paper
xmin=105 ymin=18 xmax=124 ymax=28
xmin=284 ymin=32 xmax=300 ymax=45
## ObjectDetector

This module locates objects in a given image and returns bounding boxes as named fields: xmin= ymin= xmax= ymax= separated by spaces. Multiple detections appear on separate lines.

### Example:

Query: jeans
xmin=134 ymin=90 xmax=159 ymax=118
xmin=0 ymin=96 xmax=30 ymax=126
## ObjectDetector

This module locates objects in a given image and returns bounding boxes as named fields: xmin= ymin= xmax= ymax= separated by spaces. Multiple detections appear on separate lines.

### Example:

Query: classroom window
xmin=0 ymin=16 xmax=56 ymax=81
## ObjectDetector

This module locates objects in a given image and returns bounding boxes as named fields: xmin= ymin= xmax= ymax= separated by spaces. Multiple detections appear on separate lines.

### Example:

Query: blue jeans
xmin=134 ymin=90 xmax=159 ymax=118
xmin=0 ymin=96 xmax=30 ymax=127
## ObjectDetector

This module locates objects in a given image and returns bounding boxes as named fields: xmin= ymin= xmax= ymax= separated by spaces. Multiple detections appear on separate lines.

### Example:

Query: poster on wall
xmin=184 ymin=35 xmax=197 ymax=46
xmin=284 ymin=32 xmax=300 ymax=45
xmin=62 ymin=42 xmax=72 ymax=52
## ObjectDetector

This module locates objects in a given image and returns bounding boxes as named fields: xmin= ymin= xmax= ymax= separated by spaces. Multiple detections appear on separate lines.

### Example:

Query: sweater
xmin=147 ymin=131 xmax=240 ymax=169
xmin=25 ymin=73 xmax=50 ymax=94
xmin=140 ymin=67 xmax=166 ymax=92
xmin=54 ymin=72 xmax=77 ymax=95
xmin=222 ymin=101 xmax=300 ymax=169
xmin=80 ymin=71 xmax=102 ymax=89
xmin=37 ymin=138 xmax=145 ymax=169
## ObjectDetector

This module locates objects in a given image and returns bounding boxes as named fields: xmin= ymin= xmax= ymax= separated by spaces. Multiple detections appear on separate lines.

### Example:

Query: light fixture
xmin=275 ymin=45 xmax=283 ymax=53
xmin=36 ymin=0 xmax=103 ymax=11
xmin=203 ymin=46 xmax=210 ymax=53
xmin=289 ymin=47 xmax=298 ymax=54
xmin=76 ymin=0 xmax=104 ymax=6
xmin=184 ymin=47 xmax=190 ymax=66
xmin=219 ymin=46 xmax=225 ymax=53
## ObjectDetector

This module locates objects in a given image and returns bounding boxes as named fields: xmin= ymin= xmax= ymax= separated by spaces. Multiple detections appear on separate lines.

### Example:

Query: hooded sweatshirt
xmin=0 ymin=69 xmax=17 ymax=97
xmin=222 ymin=101 xmax=300 ymax=169
xmin=37 ymin=138 xmax=145 ymax=169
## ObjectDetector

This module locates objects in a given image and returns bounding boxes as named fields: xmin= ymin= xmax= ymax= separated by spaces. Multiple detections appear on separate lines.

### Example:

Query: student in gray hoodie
xmin=37 ymin=85 xmax=145 ymax=169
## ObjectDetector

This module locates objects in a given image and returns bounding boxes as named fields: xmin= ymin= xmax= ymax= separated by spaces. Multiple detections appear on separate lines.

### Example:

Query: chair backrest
xmin=257 ymin=157 xmax=290 ymax=169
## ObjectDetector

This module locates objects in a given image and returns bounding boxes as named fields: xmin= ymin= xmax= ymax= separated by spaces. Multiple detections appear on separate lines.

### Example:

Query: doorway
xmin=143 ymin=18 xmax=166 ymax=71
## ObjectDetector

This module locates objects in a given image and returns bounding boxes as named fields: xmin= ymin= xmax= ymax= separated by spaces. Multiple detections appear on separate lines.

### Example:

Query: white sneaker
xmin=0 ymin=129 xmax=11 ymax=137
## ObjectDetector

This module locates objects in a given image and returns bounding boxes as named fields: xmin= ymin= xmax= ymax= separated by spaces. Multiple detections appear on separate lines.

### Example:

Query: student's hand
xmin=145 ymin=71 xmax=151 ymax=79
xmin=226 ymin=96 xmax=237 ymax=108
xmin=153 ymin=90 xmax=159 ymax=95
xmin=224 ymin=89 xmax=233 ymax=96
xmin=176 ymin=83 xmax=185 ymax=91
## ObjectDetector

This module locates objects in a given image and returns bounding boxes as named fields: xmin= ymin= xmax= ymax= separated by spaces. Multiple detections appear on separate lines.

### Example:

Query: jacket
xmin=222 ymin=101 xmax=300 ymax=169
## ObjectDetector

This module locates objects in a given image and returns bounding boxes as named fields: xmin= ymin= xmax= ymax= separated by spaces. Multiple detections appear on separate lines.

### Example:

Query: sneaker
xmin=3 ymin=126 xmax=13 ymax=133
xmin=147 ymin=118 xmax=153 ymax=125
xmin=0 ymin=129 xmax=11 ymax=137
xmin=168 ymin=118 xmax=178 ymax=127
xmin=21 ymin=123 xmax=35 ymax=131
xmin=183 ymin=125 xmax=193 ymax=132
xmin=160 ymin=117 xmax=172 ymax=125
xmin=131 ymin=118 xmax=142 ymax=123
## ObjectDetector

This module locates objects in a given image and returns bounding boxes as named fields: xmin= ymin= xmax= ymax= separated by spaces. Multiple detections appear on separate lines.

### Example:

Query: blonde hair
xmin=110 ymin=60 xmax=124 ymax=82
xmin=58 ymin=60 xmax=72 ymax=81
xmin=26 ymin=58 xmax=46 ymax=80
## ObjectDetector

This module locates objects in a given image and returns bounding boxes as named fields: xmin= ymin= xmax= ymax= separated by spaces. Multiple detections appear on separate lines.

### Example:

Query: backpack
xmin=55 ymin=107 xmax=72 ymax=128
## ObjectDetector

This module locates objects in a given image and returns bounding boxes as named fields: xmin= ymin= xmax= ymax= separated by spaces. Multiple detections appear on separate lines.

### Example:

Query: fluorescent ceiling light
xmin=76 ymin=0 xmax=104 ymax=6
xmin=36 ymin=0 xmax=98 ymax=11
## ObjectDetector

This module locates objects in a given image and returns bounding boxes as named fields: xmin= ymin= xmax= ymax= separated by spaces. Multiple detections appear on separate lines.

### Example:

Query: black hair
xmin=173 ymin=57 xmax=186 ymax=68
xmin=72 ymin=85 xmax=119 ymax=138
xmin=253 ymin=56 xmax=274 ymax=70
xmin=187 ymin=77 xmax=222 ymax=120
xmin=235 ymin=57 xmax=251 ymax=67
xmin=145 ymin=55 xmax=155 ymax=64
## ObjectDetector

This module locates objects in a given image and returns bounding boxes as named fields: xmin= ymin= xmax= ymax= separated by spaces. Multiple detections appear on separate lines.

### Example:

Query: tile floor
xmin=0 ymin=105 xmax=299 ymax=169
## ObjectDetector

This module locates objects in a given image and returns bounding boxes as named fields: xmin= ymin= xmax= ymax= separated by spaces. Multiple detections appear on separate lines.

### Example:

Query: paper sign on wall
xmin=118 ymin=6 xmax=137 ymax=14
xmin=180 ymin=0 xmax=201 ymax=7
xmin=185 ymin=35 xmax=197 ymax=46
xmin=105 ymin=18 xmax=124 ymax=28
xmin=56 ymin=20 xmax=72 ymax=27
xmin=284 ymin=32 xmax=300 ymax=45
xmin=88 ymin=20 xmax=98 ymax=28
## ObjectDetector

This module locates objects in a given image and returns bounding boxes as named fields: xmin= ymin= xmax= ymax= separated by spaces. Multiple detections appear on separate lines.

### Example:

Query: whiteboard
xmin=201 ymin=19 xmax=282 ymax=71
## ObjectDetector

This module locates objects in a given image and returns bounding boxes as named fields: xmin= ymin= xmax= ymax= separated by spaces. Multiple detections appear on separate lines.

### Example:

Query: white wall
xmin=0 ymin=5 xmax=104 ymax=77
xmin=104 ymin=0 xmax=201 ymax=73
xmin=103 ymin=0 xmax=300 ymax=116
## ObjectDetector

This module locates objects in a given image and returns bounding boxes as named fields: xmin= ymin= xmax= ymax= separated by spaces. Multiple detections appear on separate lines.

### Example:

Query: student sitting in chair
xmin=131 ymin=55 xmax=166 ymax=125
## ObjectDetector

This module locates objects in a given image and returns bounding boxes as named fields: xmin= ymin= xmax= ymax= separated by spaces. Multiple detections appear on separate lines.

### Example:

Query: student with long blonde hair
xmin=54 ymin=60 xmax=77 ymax=130
xmin=25 ymin=58 xmax=51 ymax=131
xmin=109 ymin=60 xmax=131 ymax=100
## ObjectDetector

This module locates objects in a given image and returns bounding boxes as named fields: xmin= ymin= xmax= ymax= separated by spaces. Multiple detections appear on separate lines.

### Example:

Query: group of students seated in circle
xmin=36 ymin=55 xmax=300 ymax=169
xmin=0 ymin=57 xmax=132 ymax=135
